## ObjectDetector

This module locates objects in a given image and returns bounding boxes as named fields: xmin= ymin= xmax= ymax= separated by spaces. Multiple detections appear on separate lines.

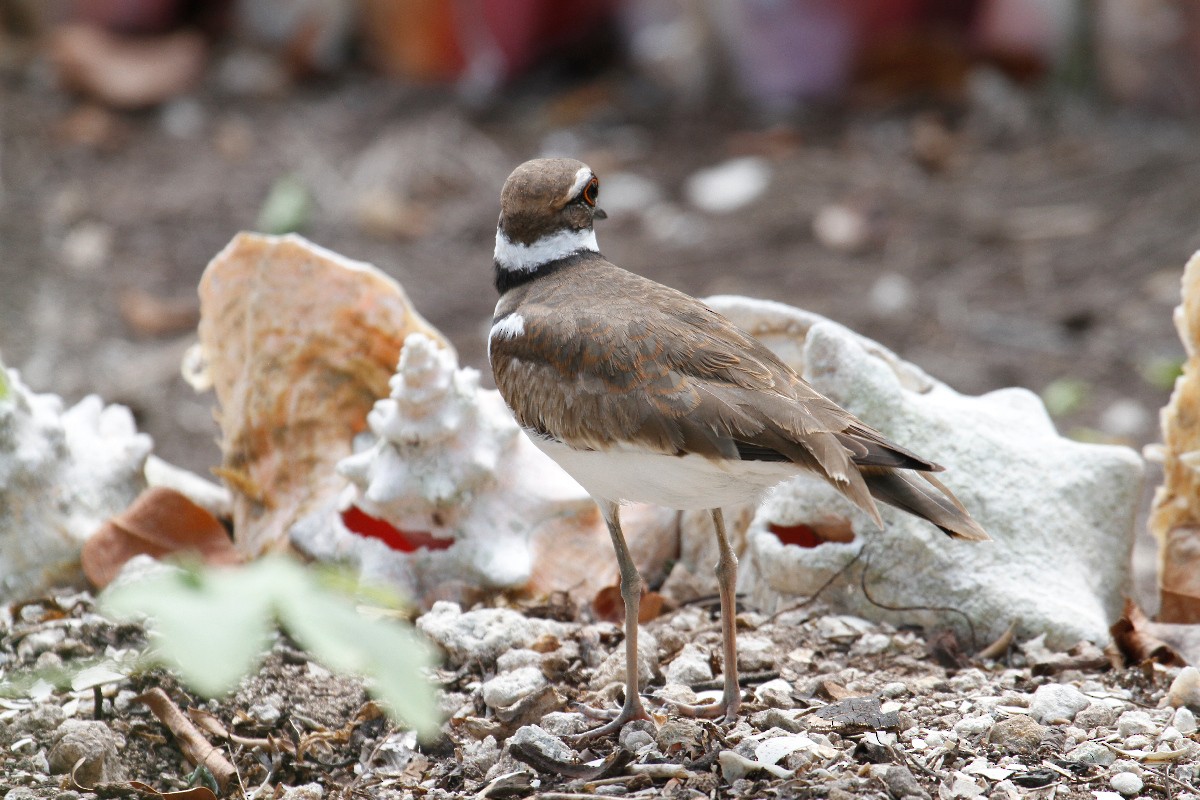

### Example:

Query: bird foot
xmin=657 ymin=693 xmax=742 ymax=723
xmin=567 ymin=699 xmax=652 ymax=743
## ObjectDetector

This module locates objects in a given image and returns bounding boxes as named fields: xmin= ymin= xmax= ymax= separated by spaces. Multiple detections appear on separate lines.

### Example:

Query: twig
xmin=134 ymin=688 xmax=237 ymax=793
xmin=859 ymin=544 xmax=979 ymax=651
xmin=765 ymin=548 xmax=866 ymax=622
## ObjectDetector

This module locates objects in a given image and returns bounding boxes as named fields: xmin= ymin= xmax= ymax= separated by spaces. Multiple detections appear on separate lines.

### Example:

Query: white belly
xmin=529 ymin=434 xmax=799 ymax=510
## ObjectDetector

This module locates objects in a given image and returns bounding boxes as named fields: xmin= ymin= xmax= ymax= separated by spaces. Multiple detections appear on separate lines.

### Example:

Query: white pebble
xmin=684 ymin=157 xmax=771 ymax=214
xmin=1116 ymin=710 xmax=1156 ymax=738
xmin=1173 ymin=706 xmax=1198 ymax=735
xmin=1110 ymin=772 xmax=1143 ymax=796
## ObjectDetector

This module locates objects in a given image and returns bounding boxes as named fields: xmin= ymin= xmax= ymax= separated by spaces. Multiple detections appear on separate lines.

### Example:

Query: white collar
xmin=494 ymin=227 xmax=598 ymax=273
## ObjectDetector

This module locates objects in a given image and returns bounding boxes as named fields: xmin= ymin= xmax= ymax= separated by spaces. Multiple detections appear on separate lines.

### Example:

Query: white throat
xmin=494 ymin=227 xmax=598 ymax=273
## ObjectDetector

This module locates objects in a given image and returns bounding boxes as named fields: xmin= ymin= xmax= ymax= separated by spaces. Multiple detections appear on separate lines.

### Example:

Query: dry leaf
xmin=135 ymin=688 xmax=236 ymax=793
xmin=768 ymin=516 xmax=855 ymax=548
xmin=128 ymin=783 xmax=218 ymax=800
xmin=592 ymin=584 xmax=666 ymax=624
xmin=1111 ymin=598 xmax=1186 ymax=667
xmin=81 ymin=487 xmax=241 ymax=589
xmin=193 ymin=232 xmax=448 ymax=555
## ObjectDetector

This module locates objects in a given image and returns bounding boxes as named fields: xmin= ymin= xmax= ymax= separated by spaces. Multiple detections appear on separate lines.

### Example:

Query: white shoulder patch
xmin=490 ymin=313 xmax=526 ymax=340
xmin=494 ymin=227 xmax=598 ymax=273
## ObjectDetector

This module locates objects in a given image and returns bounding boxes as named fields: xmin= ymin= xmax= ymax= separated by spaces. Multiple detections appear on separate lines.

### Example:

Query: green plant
xmin=101 ymin=555 xmax=441 ymax=738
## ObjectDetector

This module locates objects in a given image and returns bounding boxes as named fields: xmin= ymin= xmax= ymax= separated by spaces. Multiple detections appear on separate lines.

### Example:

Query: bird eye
xmin=581 ymin=176 xmax=599 ymax=207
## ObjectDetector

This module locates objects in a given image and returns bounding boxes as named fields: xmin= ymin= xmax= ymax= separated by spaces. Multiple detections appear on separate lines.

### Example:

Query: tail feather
xmin=862 ymin=467 xmax=990 ymax=542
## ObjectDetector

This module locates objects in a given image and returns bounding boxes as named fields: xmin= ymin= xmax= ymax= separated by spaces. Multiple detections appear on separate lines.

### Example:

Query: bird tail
xmin=861 ymin=468 xmax=990 ymax=541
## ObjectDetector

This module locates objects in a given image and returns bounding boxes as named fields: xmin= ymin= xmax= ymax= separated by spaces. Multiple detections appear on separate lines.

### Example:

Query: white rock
xmin=1093 ymin=793 xmax=1124 ymax=800
xmin=481 ymin=667 xmax=547 ymax=710
xmin=718 ymin=749 xmax=791 ymax=781
xmin=1110 ymin=772 xmax=1143 ymax=797
xmin=1166 ymin=666 xmax=1200 ymax=712
xmin=868 ymin=273 xmax=915 ymax=316
xmin=953 ymin=714 xmax=995 ymax=740
xmin=591 ymin=630 xmax=659 ymax=689
xmin=539 ymin=711 xmax=588 ymax=738
xmin=1066 ymin=741 xmax=1115 ymax=766
xmin=1030 ymin=683 xmax=1092 ymax=724
xmin=415 ymin=602 xmax=569 ymax=666
xmin=665 ymin=643 xmax=713 ymax=686
xmin=509 ymin=725 xmax=572 ymax=763
xmin=684 ymin=157 xmax=771 ymax=214
xmin=710 ymin=297 xmax=1144 ymax=648
xmin=1173 ymin=706 xmax=1198 ymax=734
xmin=496 ymin=648 xmax=542 ymax=672
xmin=1116 ymin=710 xmax=1156 ymax=738
xmin=755 ymin=733 xmax=835 ymax=766
xmin=941 ymin=772 xmax=986 ymax=799
xmin=0 ymin=362 xmax=152 ymax=602
xmin=736 ymin=635 xmax=775 ymax=671
xmin=48 ymin=719 xmax=126 ymax=786
xmin=754 ymin=678 xmax=795 ymax=708
xmin=280 ymin=784 xmax=322 ymax=800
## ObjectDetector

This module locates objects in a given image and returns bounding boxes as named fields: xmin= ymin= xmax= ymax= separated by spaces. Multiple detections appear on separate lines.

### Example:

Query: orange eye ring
xmin=581 ymin=176 xmax=599 ymax=207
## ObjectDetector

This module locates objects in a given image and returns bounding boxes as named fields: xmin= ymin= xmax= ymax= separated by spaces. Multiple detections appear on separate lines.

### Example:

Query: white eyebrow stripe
xmin=566 ymin=167 xmax=593 ymax=201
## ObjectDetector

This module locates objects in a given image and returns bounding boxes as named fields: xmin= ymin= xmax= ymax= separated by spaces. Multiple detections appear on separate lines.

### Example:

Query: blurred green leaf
xmin=1041 ymin=378 xmax=1090 ymax=417
xmin=1139 ymin=356 xmax=1184 ymax=392
xmin=0 ymin=360 xmax=9 ymax=401
xmin=256 ymin=174 xmax=310 ymax=234
xmin=100 ymin=556 xmax=440 ymax=738
xmin=102 ymin=561 xmax=275 ymax=697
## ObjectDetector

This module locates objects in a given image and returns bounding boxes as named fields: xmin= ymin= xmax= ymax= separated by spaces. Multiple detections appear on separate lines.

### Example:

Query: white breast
xmin=528 ymin=434 xmax=799 ymax=510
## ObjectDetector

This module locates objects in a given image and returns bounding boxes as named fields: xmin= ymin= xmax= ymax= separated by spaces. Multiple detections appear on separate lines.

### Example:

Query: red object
xmin=342 ymin=506 xmax=453 ymax=552
xmin=768 ymin=523 xmax=824 ymax=548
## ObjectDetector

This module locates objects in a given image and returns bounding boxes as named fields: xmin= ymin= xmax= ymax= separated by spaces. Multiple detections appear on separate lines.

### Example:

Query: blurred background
xmin=2 ymin=0 xmax=1199 ymax=606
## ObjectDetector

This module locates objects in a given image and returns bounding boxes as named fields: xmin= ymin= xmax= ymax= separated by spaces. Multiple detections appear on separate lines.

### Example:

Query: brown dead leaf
xmin=1111 ymin=598 xmax=1187 ymax=667
xmin=128 ymin=783 xmax=218 ymax=800
xmin=81 ymin=487 xmax=241 ymax=590
xmin=135 ymin=688 xmax=236 ymax=793
xmin=194 ymin=232 xmax=449 ymax=555
xmin=592 ymin=585 xmax=666 ymax=624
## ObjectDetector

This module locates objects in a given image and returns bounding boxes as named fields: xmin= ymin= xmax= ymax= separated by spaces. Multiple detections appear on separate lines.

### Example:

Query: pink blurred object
xmin=974 ymin=0 xmax=1075 ymax=71
xmin=74 ymin=0 xmax=189 ymax=34
xmin=722 ymin=0 xmax=857 ymax=104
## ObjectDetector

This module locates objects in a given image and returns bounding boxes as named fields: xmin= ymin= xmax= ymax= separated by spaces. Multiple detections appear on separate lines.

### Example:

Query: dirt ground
xmin=2 ymin=44 xmax=1200 ymax=800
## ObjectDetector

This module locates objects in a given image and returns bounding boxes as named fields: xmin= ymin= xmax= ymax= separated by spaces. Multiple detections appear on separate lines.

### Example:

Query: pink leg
xmin=569 ymin=499 xmax=652 ymax=742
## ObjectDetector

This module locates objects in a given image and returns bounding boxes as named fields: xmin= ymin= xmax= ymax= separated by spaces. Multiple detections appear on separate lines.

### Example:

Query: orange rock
xmin=191 ymin=232 xmax=449 ymax=555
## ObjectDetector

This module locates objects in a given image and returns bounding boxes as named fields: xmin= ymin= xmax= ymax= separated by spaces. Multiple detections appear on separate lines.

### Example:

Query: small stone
xmin=657 ymin=718 xmax=705 ymax=756
xmin=665 ymin=643 xmax=713 ymax=686
xmin=1029 ymin=683 xmax=1091 ymax=724
xmin=881 ymin=681 xmax=908 ymax=699
xmin=5 ymin=790 xmax=39 ymax=800
xmin=736 ymin=636 xmax=775 ymax=671
xmin=1172 ymin=706 xmax=1198 ymax=735
xmin=11 ymin=703 xmax=66 ymax=735
xmin=591 ymin=631 xmax=659 ymax=689
xmin=417 ymin=603 xmax=569 ymax=667
xmin=16 ymin=628 xmax=66 ymax=661
xmin=48 ymin=719 xmax=125 ymax=786
xmin=684 ymin=157 xmax=771 ymax=214
xmin=482 ymin=666 xmax=547 ymax=709
xmin=754 ymin=678 xmax=795 ymax=708
xmin=496 ymin=648 xmax=542 ymax=672
xmin=248 ymin=700 xmax=282 ymax=725
xmin=1066 ymin=740 xmax=1115 ymax=766
xmin=1123 ymin=734 xmax=1152 ymax=750
xmin=953 ymin=714 xmax=995 ymax=740
xmin=1074 ymin=703 xmax=1118 ymax=729
xmin=461 ymin=736 xmax=501 ymax=778
xmin=509 ymin=725 xmax=573 ymax=763
xmin=1116 ymin=710 xmax=1156 ymax=738
xmin=619 ymin=720 xmax=658 ymax=754
xmin=882 ymin=765 xmax=930 ymax=800
xmin=280 ymin=784 xmax=322 ymax=800
xmin=539 ymin=711 xmax=588 ymax=738
xmin=987 ymin=715 xmax=1046 ymax=754
xmin=949 ymin=669 xmax=989 ymax=693
xmin=1110 ymin=772 xmax=1143 ymax=797
xmin=1166 ymin=666 xmax=1200 ymax=713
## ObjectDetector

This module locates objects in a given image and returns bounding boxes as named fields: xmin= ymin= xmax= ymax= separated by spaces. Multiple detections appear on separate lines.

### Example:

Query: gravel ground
xmin=2 ymin=589 xmax=1198 ymax=799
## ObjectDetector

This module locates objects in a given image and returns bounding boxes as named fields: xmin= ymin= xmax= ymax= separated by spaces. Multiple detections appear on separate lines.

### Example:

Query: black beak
xmin=593 ymin=207 xmax=608 ymax=220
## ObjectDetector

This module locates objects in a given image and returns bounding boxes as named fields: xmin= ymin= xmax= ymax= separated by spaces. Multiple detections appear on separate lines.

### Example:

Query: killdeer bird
xmin=489 ymin=157 xmax=989 ymax=739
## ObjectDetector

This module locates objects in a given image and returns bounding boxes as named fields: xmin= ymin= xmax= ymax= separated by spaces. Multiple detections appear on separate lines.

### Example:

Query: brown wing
xmin=491 ymin=259 xmax=939 ymax=523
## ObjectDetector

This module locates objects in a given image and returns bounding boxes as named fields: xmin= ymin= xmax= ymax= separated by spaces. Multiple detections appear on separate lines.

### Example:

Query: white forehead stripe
xmin=494 ymin=227 xmax=598 ymax=273
xmin=490 ymin=313 xmax=526 ymax=340
xmin=566 ymin=167 xmax=593 ymax=201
